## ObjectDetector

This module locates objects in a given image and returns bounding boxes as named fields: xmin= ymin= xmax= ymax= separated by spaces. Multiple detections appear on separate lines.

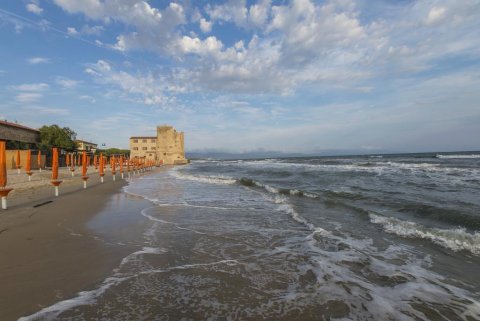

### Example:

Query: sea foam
xmin=369 ymin=213 xmax=480 ymax=255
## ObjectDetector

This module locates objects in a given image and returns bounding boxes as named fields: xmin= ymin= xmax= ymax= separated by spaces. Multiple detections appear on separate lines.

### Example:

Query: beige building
xmin=129 ymin=125 xmax=187 ymax=165
xmin=130 ymin=136 xmax=157 ymax=161
xmin=75 ymin=140 xmax=97 ymax=152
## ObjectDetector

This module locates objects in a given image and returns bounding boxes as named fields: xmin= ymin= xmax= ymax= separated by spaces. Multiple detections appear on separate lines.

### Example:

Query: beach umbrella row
xmin=0 ymin=141 xmax=13 ymax=209
xmin=0 ymin=144 xmax=158 ymax=208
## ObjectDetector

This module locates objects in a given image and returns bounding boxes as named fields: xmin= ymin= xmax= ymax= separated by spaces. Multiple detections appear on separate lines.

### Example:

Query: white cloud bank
xmin=47 ymin=0 xmax=480 ymax=151
xmin=52 ymin=0 xmax=480 ymax=97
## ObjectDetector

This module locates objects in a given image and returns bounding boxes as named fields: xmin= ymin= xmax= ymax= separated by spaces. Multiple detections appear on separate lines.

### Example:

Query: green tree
xmin=38 ymin=125 xmax=77 ymax=152
xmin=95 ymin=148 xmax=130 ymax=156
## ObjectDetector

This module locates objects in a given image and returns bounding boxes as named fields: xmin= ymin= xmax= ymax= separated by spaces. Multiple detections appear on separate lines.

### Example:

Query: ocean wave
xmin=170 ymin=171 xmax=236 ymax=185
xmin=437 ymin=154 xmax=480 ymax=159
xmin=236 ymin=159 xmax=470 ymax=174
xmin=238 ymin=178 xmax=318 ymax=199
xmin=369 ymin=213 xmax=480 ymax=255
xmin=398 ymin=204 xmax=480 ymax=230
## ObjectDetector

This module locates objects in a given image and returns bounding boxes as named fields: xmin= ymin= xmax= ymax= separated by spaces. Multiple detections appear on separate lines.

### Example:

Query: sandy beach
xmin=0 ymin=167 xmax=148 ymax=321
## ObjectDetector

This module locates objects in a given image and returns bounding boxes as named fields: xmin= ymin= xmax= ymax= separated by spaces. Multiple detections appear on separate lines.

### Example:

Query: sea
xmin=21 ymin=152 xmax=480 ymax=321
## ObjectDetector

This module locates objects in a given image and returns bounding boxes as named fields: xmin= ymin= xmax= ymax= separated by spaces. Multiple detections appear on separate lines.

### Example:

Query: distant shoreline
xmin=186 ymin=150 xmax=480 ymax=161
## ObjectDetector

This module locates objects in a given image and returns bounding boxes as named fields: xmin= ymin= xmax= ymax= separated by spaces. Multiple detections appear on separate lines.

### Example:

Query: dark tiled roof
xmin=0 ymin=120 xmax=39 ymax=132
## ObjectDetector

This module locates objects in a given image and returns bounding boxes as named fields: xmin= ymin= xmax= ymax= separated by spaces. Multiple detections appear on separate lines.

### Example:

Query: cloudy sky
xmin=0 ymin=0 xmax=479 ymax=153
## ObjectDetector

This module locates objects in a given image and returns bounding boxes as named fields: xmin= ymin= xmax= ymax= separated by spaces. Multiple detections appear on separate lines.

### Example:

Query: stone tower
xmin=156 ymin=125 xmax=187 ymax=165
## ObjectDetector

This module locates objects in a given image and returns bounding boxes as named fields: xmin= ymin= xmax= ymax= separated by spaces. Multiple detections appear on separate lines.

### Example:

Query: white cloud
xmin=15 ymin=92 xmax=43 ymax=103
xmin=56 ymin=77 xmax=79 ymax=89
xmin=199 ymin=18 xmax=212 ymax=33
xmin=67 ymin=27 xmax=78 ymax=35
xmin=54 ymin=0 xmax=185 ymax=54
xmin=79 ymin=95 xmax=96 ymax=103
xmin=26 ymin=3 xmax=43 ymax=15
xmin=55 ymin=0 xmax=480 ymax=98
xmin=10 ymin=82 xmax=49 ymax=103
xmin=81 ymin=24 xmax=104 ymax=35
xmin=27 ymin=57 xmax=50 ymax=64
xmin=67 ymin=24 xmax=104 ymax=36
xmin=425 ymin=6 xmax=447 ymax=26
xmin=85 ymin=60 xmax=174 ymax=107
xmin=23 ymin=106 xmax=69 ymax=115
xmin=11 ymin=83 xmax=49 ymax=91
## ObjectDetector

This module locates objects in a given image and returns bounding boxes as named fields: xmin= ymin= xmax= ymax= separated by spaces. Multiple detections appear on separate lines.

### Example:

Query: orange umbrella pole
xmin=0 ymin=141 xmax=13 ymax=209
xmin=51 ymin=148 xmax=62 ymax=196
xmin=37 ymin=150 xmax=42 ymax=172
xmin=99 ymin=153 xmax=105 ymax=183
xmin=82 ymin=151 xmax=89 ymax=189
xmin=26 ymin=150 xmax=32 ymax=181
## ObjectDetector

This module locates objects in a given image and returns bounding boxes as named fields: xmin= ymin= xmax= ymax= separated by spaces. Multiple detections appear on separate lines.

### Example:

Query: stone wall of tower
xmin=156 ymin=125 xmax=187 ymax=165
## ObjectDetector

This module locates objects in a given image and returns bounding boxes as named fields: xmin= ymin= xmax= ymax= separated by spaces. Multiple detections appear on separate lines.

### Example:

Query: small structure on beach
xmin=129 ymin=125 xmax=188 ymax=165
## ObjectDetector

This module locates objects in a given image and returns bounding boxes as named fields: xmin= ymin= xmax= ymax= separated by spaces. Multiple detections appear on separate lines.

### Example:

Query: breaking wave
xmin=437 ymin=154 xmax=480 ymax=159
xmin=369 ymin=213 xmax=480 ymax=255
xmin=170 ymin=171 xmax=236 ymax=185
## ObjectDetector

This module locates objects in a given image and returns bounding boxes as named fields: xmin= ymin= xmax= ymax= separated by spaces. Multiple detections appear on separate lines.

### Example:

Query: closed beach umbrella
xmin=26 ymin=150 xmax=32 ymax=181
xmin=0 ymin=141 xmax=7 ymax=188
xmin=99 ymin=153 xmax=105 ymax=183
xmin=81 ymin=151 xmax=89 ymax=188
xmin=37 ymin=150 xmax=42 ymax=171
xmin=99 ymin=154 xmax=104 ymax=175
xmin=0 ymin=141 xmax=13 ymax=209
xmin=82 ymin=151 xmax=87 ymax=177
xmin=112 ymin=156 xmax=116 ymax=172
xmin=52 ymin=148 xmax=59 ymax=180
xmin=16 ymin=150 xmax=21 ymax=174
xmin=111 ymin=155 xmax=116 ymax=181
xmin=51 ymin=148 xmax=62 ymax=196
xmin=26 ymin=150 xmax=31 ymax=173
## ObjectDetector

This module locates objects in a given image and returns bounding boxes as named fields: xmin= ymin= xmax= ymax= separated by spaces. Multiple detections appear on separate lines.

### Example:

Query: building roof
xmin=0 ymin=120 xmax=39 ymax=133
xmin=75 ymin=139 xmax=97 ymax=146
xmin=130 ymin=136 xmax=157 ymax=139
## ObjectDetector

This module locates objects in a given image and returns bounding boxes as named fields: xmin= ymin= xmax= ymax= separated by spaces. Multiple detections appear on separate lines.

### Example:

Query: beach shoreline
xmin=0 ymin=168 xmax=150 ymax=321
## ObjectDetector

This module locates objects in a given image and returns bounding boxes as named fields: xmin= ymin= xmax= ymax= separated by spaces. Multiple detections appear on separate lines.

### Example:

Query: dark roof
xmin=130 ymin=136 xmax=157 ymax=139
xmin=0 ymin=120 xmax=39 ymax=132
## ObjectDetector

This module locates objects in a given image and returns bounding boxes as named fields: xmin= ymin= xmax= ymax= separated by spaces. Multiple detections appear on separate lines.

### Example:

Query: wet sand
xmin=0 ymin=169 xmax=145 ymax=321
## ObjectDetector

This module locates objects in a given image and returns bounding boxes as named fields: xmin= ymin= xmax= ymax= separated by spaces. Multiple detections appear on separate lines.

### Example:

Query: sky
xmin=0 ymin=0 xmax=479 ymax=153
